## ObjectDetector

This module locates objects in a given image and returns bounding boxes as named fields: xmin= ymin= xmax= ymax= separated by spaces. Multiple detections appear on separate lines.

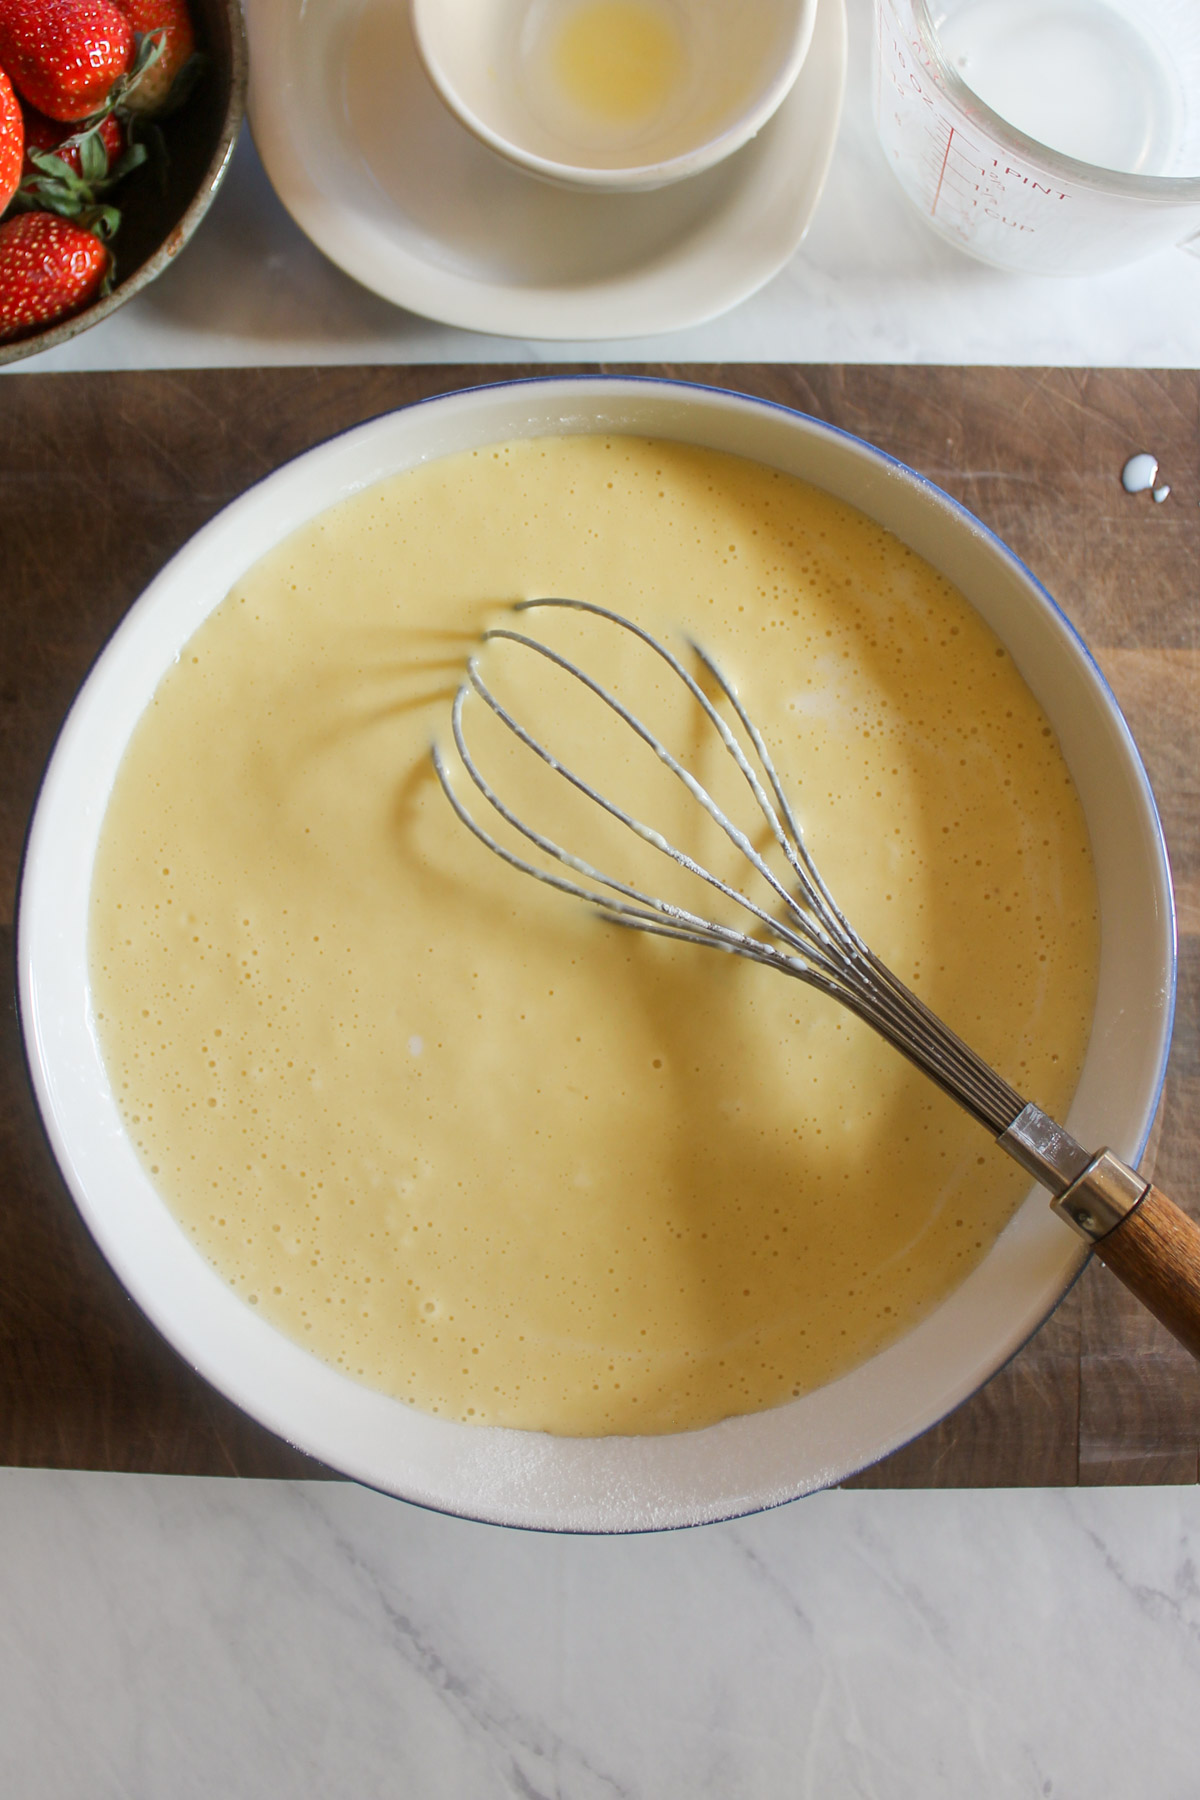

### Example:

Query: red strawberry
xmin=113 ymin=0 xmax=194 ymax=115
xmin=0 ymin=209 xmax=109 ymax=340
xmin=0 ymin=65 xmax=23 ymax=211
xmin=22 ymin=101 xmax=123 ymax=177
xmin=0 ymin=0 xmax=134 ymax=122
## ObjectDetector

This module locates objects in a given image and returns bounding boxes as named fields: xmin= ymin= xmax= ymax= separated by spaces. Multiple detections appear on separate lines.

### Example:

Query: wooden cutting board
xmin=2 ymin=364 xmax=1197 ymax=1487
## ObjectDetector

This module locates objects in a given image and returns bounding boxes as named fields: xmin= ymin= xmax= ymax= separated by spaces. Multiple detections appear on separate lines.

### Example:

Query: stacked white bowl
xmin=410 ymin=0 xmax=819 ymax=191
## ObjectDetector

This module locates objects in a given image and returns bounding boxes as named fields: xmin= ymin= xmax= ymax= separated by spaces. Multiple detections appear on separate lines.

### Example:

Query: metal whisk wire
xmin=429 ymin=597 xmax=1200 ymax=1358
xmin=432 ymin=597 xmax=1025 ymax=1138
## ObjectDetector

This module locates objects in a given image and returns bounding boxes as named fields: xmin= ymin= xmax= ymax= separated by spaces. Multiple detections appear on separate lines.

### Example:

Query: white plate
xmin=18 ymin=377 xmax=1175 ymax=1532
xmin=244 ymin=0 xmax=846 ymax=338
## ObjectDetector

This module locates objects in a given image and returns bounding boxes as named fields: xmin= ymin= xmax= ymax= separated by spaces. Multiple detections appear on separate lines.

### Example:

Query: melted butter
xmin=89 ymin=436 xmax=1099 ymax=1437
xmin=548 ymin=0 xmax=684 ymax=123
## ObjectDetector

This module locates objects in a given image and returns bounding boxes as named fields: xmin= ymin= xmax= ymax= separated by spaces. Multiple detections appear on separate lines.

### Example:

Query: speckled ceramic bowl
xmin=0 ymin=0 xmax=246 ymax=367
xmin=17 ymin=376 xmax=1176 ymax=1530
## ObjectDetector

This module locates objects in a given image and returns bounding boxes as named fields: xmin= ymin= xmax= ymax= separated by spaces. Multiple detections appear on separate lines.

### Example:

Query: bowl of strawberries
xmin=0 ymin=0 xmax=245 ymax=359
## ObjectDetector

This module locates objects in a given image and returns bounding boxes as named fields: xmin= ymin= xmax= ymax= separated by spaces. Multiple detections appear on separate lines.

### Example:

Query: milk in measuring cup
xmin=937 ymin=0 xmax=1184 ymax=174
xmin=873 ymin=0 xmax=1200 ymax=274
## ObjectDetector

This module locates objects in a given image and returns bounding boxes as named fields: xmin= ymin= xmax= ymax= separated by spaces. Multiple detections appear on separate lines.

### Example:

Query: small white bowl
xmin=410 ymin=0 xmax=820 ymax=190
xmin=18 ymin=377 xmax=1175 ymax=1532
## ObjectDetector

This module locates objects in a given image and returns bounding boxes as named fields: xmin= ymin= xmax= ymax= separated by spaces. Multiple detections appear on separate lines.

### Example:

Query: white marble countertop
xmin=2 ymin=1472 xmax=1197 ymax=1796
xmin=6 ymin=0 xmax=1200 ymax=1789
xmin=12 ymin=0 xmax=1200 ymax=373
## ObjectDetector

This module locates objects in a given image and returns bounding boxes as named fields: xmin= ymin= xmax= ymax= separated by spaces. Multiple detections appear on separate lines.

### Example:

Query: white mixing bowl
xmin=18 ymin=377 xmax=1175 ymax=1531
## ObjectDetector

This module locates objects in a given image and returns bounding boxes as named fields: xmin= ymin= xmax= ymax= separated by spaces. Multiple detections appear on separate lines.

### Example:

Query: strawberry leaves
xmin=14 ymin=113 xmax=146 ymax=231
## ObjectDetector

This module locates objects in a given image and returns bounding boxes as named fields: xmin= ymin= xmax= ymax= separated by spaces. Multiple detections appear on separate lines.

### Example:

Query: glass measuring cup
xmin=873 ymin=0 xmax=1200 ymax=273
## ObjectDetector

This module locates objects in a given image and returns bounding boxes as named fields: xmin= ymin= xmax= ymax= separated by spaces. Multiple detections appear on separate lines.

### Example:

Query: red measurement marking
xmin=931 ymin=126 xmax=954 ymax=217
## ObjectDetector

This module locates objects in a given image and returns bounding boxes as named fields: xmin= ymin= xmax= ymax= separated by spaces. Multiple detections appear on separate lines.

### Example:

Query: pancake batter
xmin=89 ymin=435 xmax=1098 ymax=1435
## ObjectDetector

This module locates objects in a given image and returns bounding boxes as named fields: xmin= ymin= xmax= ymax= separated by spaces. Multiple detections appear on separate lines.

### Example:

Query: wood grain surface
xmin=2 ymin=364 xmax=1198 ymax=1487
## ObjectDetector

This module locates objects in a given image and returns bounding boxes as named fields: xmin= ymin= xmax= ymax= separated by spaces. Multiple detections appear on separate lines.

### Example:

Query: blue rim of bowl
xmin=15 ymin=372 xmax=1178 ymax=1530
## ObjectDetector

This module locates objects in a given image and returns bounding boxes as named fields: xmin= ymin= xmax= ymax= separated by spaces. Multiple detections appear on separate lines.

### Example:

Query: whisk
xmin=433 ymin=598 xmax=1200 ymax=1357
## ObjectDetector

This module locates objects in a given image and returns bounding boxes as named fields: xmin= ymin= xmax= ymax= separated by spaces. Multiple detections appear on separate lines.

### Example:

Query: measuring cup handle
xmin=1092 ymin=1184 xmax=1200 ymax=1357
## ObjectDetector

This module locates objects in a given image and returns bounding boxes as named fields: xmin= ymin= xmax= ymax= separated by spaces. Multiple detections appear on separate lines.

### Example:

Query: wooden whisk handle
xmin=1092 ymin=1185 xmax=1200 ymax=1358
xmin=1049 ymin=1149 xmax=1200 ymax=1356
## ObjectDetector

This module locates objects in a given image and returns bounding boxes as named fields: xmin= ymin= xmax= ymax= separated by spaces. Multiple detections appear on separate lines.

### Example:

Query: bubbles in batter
xmin=88 ymin=437 xmax=1099 ymax=1435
